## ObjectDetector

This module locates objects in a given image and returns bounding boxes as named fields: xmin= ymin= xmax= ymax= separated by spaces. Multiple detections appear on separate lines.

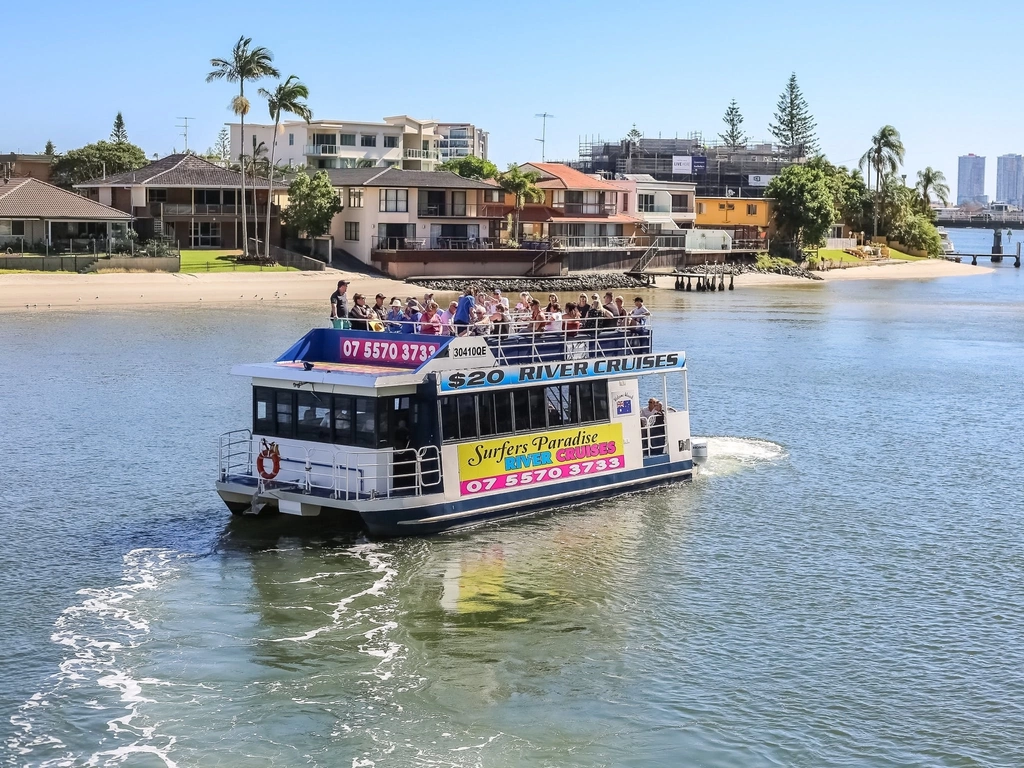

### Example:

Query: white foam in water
xmin=695 ymin=436 xmax=787 ymax=477
xmin=7 ymin=548 xmax=187 ymax=767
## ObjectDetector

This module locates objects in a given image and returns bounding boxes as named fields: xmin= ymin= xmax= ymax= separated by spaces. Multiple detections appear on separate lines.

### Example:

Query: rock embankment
xmin=411 ymin=272 xmax=652 ymax=293
xmin=687 ymin=263 xmax=823 ymax=281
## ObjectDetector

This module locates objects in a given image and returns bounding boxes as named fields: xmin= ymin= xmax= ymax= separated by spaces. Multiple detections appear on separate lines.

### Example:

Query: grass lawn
xmin=885 ymin=246 xmax=927 ymax=261
xmin=179 ymin=249 xmax=297 ymax=273
xmin=816 ymin=249 xmax=864 ymax=264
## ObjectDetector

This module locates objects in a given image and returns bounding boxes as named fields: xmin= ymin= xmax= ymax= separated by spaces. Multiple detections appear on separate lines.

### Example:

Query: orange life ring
xmin=257 ymin=439 xmax=281 ymax=480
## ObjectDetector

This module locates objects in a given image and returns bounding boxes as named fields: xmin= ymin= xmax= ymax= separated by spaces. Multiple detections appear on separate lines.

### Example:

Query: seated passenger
xmin=418 ymin=301 xmax=442 ymax=335
xmin=385 ymin=298 xmax=404 ymax=332
xmin=347 ymin=294 xmax=374 ymax=331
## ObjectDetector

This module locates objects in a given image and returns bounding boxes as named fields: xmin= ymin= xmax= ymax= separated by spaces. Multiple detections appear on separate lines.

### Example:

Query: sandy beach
xmin=0 ymin=269 xmax=422 ymax=311
xmin=0 ymin=259 xmax=993 ymax=311
xmin=731 ymin=258 xmax=993 ymax=287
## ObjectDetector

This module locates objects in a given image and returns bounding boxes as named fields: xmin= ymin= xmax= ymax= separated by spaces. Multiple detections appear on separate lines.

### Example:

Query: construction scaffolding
xmin=570 ymin=134 xmax=806 ymax=198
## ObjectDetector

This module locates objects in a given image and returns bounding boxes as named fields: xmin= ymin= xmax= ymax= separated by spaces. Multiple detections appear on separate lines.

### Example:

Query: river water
xmin=2 ymin=258 xmax=1022 ymax=767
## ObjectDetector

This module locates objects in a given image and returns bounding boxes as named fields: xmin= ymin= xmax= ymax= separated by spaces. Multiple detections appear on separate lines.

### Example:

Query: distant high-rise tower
xmin=957 ymin=154 xmax=986 ymax=205
xmin=996 ymin=154 xmax=1024 ymax=207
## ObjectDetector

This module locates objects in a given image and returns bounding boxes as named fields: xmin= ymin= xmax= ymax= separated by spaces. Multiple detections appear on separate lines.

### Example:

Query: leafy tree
xmin=805 ymin=156 xmax=872 ymax=235
xmin=719 ymin=99 xmax=746 ymax=148
xmin=207 ymin=36 xmax=280 ymax=256
xmin=764 ymin=164 xmax=836 ymax=249
xmin=110 ymin=112 xmax=128 ymax=143
xmin=44 ymin=140 xmax=56 ymax=156
xmin=259 ymin=75 xmax=312 ymax=258
xmin=916 ymin=166 xmax=950 ymax=209
xmin=214 ymin=127 xmax=231 ymax=161
xmin=281 ymin=171 xmax=342 ymax=244
xmin=891 ymin=211 xmax=942 ymax=256
xmin=497 ymin=165 xmax=544 ymax=244
xmin=769 ymin=73 xmax=817 ymax=158
xmin=51 ymin=140 xmax=148 ymax=187
xmin=859 ymin=125 xmax=905 ymax=238
xmin=438 ymin=155 xmax=499 ymax=180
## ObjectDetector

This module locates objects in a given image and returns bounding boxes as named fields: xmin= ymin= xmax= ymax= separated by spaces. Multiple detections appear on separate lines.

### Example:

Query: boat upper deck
xmin=232 ymin=323 xmax=662 ymax=389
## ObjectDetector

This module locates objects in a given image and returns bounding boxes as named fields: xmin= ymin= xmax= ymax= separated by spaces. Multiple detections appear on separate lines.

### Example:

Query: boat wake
xmin=694 ymin=435 xmax=786 ymax=477
xmin=6 ymin=548 xmax=189 ymax=768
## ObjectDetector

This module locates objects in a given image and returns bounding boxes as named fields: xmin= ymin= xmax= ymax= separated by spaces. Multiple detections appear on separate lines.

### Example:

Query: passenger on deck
xmin=629 ymin=296 xmax=651 ymax=328
xmin=577 ymin=293 xmax=591 ymax=318
xmin=545 ymin=293 xmax=559 ymax=313
xmin=544 ymin=302 xmax=563 ymax=332
xmin=453 ymin=288 xmax=475 ymax=336
xmin=347 ymin=294 xmax=373 ymax=331
xmin=490 ymin=304 xmax=511 ymax=337
xmin=516 ymin=292 xmax=532 ymax=312
xmin=528 ymin=300 xmax=547 ymax=334
xmin=400 ymin=301 xmax=421 ymax=334
xmin=385 ymin=298 xmax=404 ymax=332
xmin=614 ymin=296 xmax=628 ymax=326
xmin=418 ymin=301 xmax=442 ymax=335
xmin=438 ymin=300 xmax=458 ymax=336
xmin=371 ymin=293 xmax=388 ymax=323
xmin=562 ymin=302 xmax=581 ymax=337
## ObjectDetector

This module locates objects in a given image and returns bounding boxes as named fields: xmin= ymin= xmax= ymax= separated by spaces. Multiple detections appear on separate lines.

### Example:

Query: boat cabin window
xmin=440 ymin=381 xmax=609 ymax=443
xmin=253 ymin=387 xmax=414 ymax=449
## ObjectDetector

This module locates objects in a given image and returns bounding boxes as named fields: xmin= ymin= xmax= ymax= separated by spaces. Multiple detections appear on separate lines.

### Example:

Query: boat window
xmin=441 ymin=381 xmax=611 ymax=444
xmin=382 ymin=396 xmax=412 ymax=448
xmin=254 ymin=387 xmax=275 ymax=434
xmin=333 ymin=395 xmax=354 ymax=442
xmin=440 ymin=397 xmax=460 ymax=441
xmin=354 ymin=397 xmax=377 ymax=448
xmin=457 ymin=394 xmax=477 ymax=440
xmin=275 ymin=390 xmax=295 ymax=438
xmin=296 ymin=391 xmax=331 ymax=442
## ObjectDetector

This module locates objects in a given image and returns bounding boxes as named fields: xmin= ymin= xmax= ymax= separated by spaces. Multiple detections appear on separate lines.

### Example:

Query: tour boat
xmin=216 ymin=322 xmax=695 ymax=536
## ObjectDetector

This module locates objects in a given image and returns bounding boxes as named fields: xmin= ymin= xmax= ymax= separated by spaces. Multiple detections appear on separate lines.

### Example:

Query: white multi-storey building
xmin=436 ymin=123 xmax=489 ymax=162
xmin=229 ymin=115 xmax=443 ymax=172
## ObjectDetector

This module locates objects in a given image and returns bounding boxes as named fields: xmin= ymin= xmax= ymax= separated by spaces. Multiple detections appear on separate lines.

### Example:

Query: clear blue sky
xmin=7 ymin=0 xmax=1019 ymax=200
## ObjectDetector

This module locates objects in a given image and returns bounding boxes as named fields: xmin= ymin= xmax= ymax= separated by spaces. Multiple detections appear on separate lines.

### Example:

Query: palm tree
xmin=859 ymin=125 xmax=905 ymax=238
xmin=206 ymin=36 xmax=279 ymax=257
xmin=258 ymin=76 xmax=312 ymax=258
xmin=497 ymin=165 xmax=544 ymax=244
xmin=916 ymin=167 xmax=950 ymax=209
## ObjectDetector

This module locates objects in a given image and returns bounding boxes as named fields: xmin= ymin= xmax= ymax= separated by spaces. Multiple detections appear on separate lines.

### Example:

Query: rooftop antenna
xmin=535 ymin=112 xmax=555 ymax=161
xmin=176 ymin=117 xmax=196 ymax=153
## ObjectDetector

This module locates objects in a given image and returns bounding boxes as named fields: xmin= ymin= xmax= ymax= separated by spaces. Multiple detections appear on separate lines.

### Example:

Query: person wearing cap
xmin=400 ymin=301 xmax=421 ymax=334
xmin=371 ymin=293 xmax=388 ymax=322
xmin=385 ymin=298 xmax=404 ymax=332
xmin=330 ymin=280 xmax=350 ymax=329
xmin=348 ymin=293 xmax=373 ymax=331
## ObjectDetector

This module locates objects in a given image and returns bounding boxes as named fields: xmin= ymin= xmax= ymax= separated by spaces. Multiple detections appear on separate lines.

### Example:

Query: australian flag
xmin=616 ymin=398 xmax=632 ymax=415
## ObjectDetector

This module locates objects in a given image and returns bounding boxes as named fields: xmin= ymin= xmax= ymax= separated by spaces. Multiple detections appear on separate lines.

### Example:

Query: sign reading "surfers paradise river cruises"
xmin=457 ymin=423 xmax=625 ymax=497
xmin=439 ymin=352 xmax=684 ymax=392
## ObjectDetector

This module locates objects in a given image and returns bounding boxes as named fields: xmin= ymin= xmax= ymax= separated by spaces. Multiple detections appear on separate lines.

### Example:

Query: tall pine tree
xmin=719 ymin=99 xmax=746 ymax=148
xmin=110 ymin=112 xmax=128 ymax=143
xmin=769 ymin=73 xmax=817 ymax=158
xmin=44 ymin=140 xmax=56 ymax=155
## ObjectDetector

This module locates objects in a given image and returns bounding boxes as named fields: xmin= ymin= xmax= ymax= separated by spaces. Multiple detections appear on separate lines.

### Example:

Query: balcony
xmin=417 ymin=203 xmax=481 ymax=218
xmin=374 ymin=235 xmax=499 ymax=250
xmin=638 ymin=205 xmax=695 ymax=215
xmin=552 ymin=202 xmax=618 ymax=216
xmin=303 ymin=144 xmax=341 ymax=156
xmin=404 ymin=148 xmax=440 ymax=161
xmin=147 ymin=203 xmax=271 ymax=217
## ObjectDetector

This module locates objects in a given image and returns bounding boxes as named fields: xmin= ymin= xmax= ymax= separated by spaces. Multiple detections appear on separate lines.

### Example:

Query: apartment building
xmin=229 ymin=116 xmax=452 ymax=174
xmin=436 ymin=123 xmax=489 ymax=162
xmin=996 ymin=154 xmax=1024 ymax=207
xmin=957 ymin=154 xmax=986 ymax=206
xmin=695 ymin=196 xmax=774 ymax=242
xmin=608 ymin=174 xmax=696 ymax=232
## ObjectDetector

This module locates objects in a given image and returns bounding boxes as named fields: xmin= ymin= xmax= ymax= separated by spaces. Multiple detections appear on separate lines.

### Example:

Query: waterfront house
xmin=75 ymin=154 xmax=276 ymax=250
xmin=695 ymin=195 xmax=774 ymax=244
xmin=0 ymin=176 xmax=130 ymax=252
xmin=610 ymin=174 xmax=697 ymax=234
xmin=2 ymin=153 xmax=54 ymax=182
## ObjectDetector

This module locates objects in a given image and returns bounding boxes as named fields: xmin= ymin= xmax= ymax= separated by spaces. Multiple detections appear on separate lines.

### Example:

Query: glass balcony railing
xmin=303 ymin=145 xmax=340 ymax=156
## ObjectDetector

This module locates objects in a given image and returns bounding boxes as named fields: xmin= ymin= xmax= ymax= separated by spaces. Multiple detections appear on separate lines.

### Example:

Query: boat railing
xmin=483 ymin=322 xmax=653 ymax=366
xmin=218 ymin=431 xmax=441 ymax=500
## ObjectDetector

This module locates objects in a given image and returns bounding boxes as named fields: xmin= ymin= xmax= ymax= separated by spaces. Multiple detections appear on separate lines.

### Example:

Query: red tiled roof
xmin=0 ymin=177 xmax=131 ymax=220
xmin=522 ymin=163 xmax=623 ymax=192
xmin=76 ymin=153 xmax=269 ymax=188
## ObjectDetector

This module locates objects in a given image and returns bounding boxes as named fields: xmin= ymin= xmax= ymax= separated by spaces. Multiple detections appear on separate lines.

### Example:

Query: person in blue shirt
xmin=400 ymin=302 xmax=421 ymax=333
xmin=385 ymin=298 xmax=404 ymax=332
xmin=452 ymin=287 xmax=476 ymax=336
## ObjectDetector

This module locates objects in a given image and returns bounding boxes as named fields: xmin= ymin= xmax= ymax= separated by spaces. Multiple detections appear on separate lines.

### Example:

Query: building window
xmin=483 ymin=189 xmax=502 ymax=203
xmin=360 ymin=134 xmax=377 ymax=147
xmin=288 ymin=133 xmax=294 ymax=146
xmin=671 ymin=193 xmax=688 ymax=211
xmin=10 ymin=220 xmax=25 ymax=236
xmin=344 ymin=222 xmax=359 ymax=241
xmin=147 ymin=189 xmax=167 ymax=203
xmin=339 ymin=133 xmax=356 ymax=146
xmin=348 ymin=188 xmax=364 ymax=208
xmin=638 ymin=194 xmax=655 ymax=212
xmin=697 ymin=202 xmax=706 ymax=214
xmin=622 ymin=193 xmax=628 ymax=211
xmin=337 ymin=190 xmax=345 ymax=209
xmin=746 ymin=204 xmax=758 ymax=215
xmin=379 ymin=189 xmax=408 ymax=213
xmin=312 ymin=133 xmax=335 ymax=146
xmin=383 ymin=135 xmax=399 ymax=148
xmin=190 ymin=221 xmax=221 ymax=247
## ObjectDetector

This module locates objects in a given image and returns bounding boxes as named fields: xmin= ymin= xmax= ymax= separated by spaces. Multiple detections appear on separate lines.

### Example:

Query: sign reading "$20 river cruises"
xmin=457 ymin=423 xmax=625 ymax=497
xmin=440 ymin=352 xmax=684 ymax=392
